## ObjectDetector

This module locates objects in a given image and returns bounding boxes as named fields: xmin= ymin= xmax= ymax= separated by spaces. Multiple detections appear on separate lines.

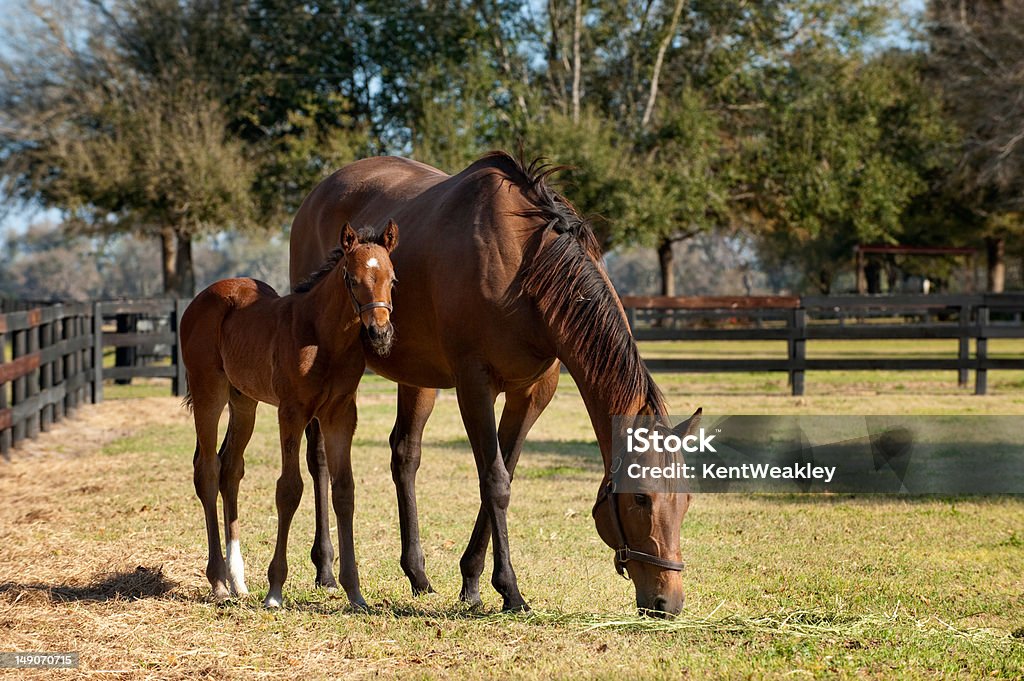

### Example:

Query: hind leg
xmin=459 ymin=363 xmax=558 ymax=606
xmin=190 ymin=374 xmax=231 ymax=600
xmin=220 ymin=389 xmax=257 ymax=597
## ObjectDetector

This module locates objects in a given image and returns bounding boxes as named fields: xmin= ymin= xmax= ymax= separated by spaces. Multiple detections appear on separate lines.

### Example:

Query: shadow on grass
xmin=221 ymin=592 xmax=507 ymax=621
xmin=0 ymin=566 xmax=177 ymax=603
xmin=429 ymin=437 xmax=599 ymax=459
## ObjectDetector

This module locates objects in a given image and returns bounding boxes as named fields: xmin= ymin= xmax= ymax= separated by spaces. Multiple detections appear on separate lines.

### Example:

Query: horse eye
xmin=633 ymin=494 xmax=650 ymax=508
xmin=391 ymin=278 xmax=398 ymax=288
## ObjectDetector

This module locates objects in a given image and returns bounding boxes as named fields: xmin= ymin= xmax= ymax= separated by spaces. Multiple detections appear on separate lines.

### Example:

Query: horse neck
xmin=559 ymin=346 xmax=653 ymax=478
xmin=292 ymin=263 xmax=359 ymax=343
xmin=523 ymin=230 xmax=664 ymax=477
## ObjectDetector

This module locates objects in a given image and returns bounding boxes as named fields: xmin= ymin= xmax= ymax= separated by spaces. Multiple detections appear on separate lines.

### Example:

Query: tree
xmin=927 ymin=0 xmax=1024 ymax=292
xmin=0 ymin=1 xmax=256 ymax=296
xmin=752 ymin=52 xmax=952 ymax=293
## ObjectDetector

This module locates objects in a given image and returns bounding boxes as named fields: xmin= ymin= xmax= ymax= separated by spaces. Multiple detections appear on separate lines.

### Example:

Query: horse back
xmin=181 ymin=278 xmax=283 ymax=403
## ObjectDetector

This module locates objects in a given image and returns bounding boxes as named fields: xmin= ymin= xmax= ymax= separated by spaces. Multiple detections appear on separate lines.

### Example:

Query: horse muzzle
xmin=365 ymin=321 xmax=394 ymax=357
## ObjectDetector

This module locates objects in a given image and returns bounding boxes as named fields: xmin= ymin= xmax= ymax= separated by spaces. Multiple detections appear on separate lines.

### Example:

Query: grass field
xmin=1 ymin=348 xmax=1023 ymax=678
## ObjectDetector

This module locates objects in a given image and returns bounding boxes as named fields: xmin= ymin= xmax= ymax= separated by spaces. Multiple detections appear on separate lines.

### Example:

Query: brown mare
xmin=290 ymin=153 xmax=697 ymax=616
xmin=181 ymin=222 xmax=398 ymax=609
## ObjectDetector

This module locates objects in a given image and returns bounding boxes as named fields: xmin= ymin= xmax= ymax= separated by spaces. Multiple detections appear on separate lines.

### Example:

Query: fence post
xmin=975 ymin=306 xmax=988 ymax=395
xmin=12 ymin=328 xmax=26 ymax=445
xmin=0 ymin=321 xmax=9 ymax=459
xmin=789 ymin=307 xmax=806 ymax=396
xmin=62 ymin=315 xmax=77 ymax=414
xmin=80 ymin=313 xmax=90 ymax=405
xmin=958 ymin=304 xmax=970 ymax=387
xmin=26 ymin=318 xmax=40 ymax=439
xmin=173 ymin=299 xmax=187 ymax=398
xmin=626 ymin=305 xmax=636 ymax=333
xmin=92 ymin=302 xmax=104 ymax=404
xmin=39 ymin=319 xmax=53 ymax=432
xmin=114 ymin=313 xmax=138 ymax=385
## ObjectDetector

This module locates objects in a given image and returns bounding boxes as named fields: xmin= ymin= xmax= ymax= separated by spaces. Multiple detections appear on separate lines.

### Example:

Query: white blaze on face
xmin=366 ymin=257 xmax=379 ymax=269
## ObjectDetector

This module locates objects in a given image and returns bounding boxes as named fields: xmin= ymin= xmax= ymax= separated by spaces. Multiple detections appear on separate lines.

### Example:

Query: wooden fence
xmin=3 ymin=294 xmax=1024 ymax=457
xmin=622 ymin=293 xmax=1024 ymax=396
xmin=1 ymin=299 xmax=187 ymax=459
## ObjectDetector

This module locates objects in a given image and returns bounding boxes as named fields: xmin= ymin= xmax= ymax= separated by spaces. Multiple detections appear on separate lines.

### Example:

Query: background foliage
xmin=1 ymin=0 xmax=1022 ymax=297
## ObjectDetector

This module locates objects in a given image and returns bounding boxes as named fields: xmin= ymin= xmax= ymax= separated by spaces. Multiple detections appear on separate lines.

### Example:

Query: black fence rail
xmin=622 ymin=294 xmax=1024 ymax=395
xmin=4 ymin=294 xmax=1024 ymax=456
xmin=0 ymin=299 xmax=187 ymax=458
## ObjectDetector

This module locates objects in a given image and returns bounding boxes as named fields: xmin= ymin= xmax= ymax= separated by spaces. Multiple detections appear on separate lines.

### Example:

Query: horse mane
xmin=483 ymin=150 xmax=667 ymax=416
xmin=292 ymin=227 xmax=378 ymax=294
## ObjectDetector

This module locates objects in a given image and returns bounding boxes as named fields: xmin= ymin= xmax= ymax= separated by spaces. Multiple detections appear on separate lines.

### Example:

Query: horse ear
xmin=380 ymin=219 xmax=399 ymax=253
xmin=673 ymin=407 xmax=703 ymax=438
xmin=340 ymin=223 xmax=359 ymax=254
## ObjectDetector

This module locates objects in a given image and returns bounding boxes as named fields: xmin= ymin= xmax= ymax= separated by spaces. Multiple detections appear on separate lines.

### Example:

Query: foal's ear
xmin=380 ymin=219 xmax=399 ymax=253
xmin=673 ymin=407 xmax=703 ymax=438
xmin=341 ymin=223 xmax=359 ymax=254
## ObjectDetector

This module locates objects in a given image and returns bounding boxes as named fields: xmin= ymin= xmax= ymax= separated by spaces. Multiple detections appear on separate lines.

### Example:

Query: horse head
xmin=593 ymin=408 xmax=702 ymax=617
xmin=340 ymin=220 xmax=399 ymax=357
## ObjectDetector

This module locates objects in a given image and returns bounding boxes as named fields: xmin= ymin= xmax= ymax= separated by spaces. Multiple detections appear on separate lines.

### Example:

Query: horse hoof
xmin=211 ymin=584 xmax=231 ymax=602
xmin=230 ymin=583 xmax=250 ymax=598
xmin=349 ymin=598 xmax=369 ymax=612
xmin=412 ymin=582 xmax=435 ymax=597
xmin=263 ymin=595 xmax=283 ymax=609
xmin=502 ymin=601 xmax=530 ymax=613
xmin=316 ymin=576 xmax=339 ymax=591
xmin=458 ymin=590 xmax=483 ymax=609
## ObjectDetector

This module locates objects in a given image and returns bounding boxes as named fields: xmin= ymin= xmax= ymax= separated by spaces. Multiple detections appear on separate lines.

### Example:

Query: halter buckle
xmin=614 ymin=549 xmax=630 ymax=578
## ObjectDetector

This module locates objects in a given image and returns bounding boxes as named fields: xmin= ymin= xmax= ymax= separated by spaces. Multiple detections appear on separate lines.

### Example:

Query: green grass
xmin=1 ymin=370 xmax=1021 ymax=678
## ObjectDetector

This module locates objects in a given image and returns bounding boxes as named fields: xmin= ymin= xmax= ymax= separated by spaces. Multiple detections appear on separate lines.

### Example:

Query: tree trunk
xmin=986 ymin=235 xmax=1005 ymax=293
xmin=175 ymin=231 xmax=195 ymax=298
xmin=159 ymin=226 xmax=196 ymax=297
xmin=640 ymin=0 xmax=685 ymax=129
xmin=159 ymin=226 xmax=181 ymax=297
xmin=865 ymin=261 xmax=882 ymax=294
xmin=817 ymin=269 xmax=832 ymax=295
xmin=657 ymin=237 xmax=675 ymax=297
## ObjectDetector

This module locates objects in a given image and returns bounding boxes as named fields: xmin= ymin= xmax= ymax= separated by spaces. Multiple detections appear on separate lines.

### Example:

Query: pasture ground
xmin=1 ymin=356 xmax=1023 ymax=678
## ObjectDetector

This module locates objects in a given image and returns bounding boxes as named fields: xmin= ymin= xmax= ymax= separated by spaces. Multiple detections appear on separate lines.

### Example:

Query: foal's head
xmin=340 ymin=220 xmax=399 ymax=356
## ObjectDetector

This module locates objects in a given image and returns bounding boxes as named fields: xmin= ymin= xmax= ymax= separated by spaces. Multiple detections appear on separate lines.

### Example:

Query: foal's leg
xmin=455 ymin=362 xmax=527 ymax=611
xmin=220 ymin=389 xmax=258 ymax=597
xmin=459 ymin=364 xmax=559 ymax=606
xmin=304 ymin=419 xmax=339 ymax=590
xmin=265 ymin=407 xmax=307 ymax=609
xmin=191 ymin=377 xmax=231 ymax=600
xmin=322 ymin=399 xmax=367 ymax=609
xmin=390 ymin=384 xmax=437 ymax=596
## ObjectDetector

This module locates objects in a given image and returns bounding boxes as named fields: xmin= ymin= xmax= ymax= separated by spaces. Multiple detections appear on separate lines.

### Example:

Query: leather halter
xmin=598 ymin=480 xmax=686 ymax=578
xmin=344 ymin=268 xmax=393 ymax=317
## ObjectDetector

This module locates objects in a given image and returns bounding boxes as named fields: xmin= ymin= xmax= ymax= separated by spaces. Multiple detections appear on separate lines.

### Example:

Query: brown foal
xmin=181 ymin=221 xmax=398 ymax=609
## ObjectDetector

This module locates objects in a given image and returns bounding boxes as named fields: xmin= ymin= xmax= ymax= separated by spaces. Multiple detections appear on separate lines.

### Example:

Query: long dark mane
xmin=292 ymin=227 xmax=378 ymax=294
xmin=487 ymin=151 xmax=666 ymax=416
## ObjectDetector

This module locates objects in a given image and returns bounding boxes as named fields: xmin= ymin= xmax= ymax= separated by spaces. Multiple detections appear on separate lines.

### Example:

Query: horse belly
xmin=219 ymin=324 xmax=279 ymax=406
